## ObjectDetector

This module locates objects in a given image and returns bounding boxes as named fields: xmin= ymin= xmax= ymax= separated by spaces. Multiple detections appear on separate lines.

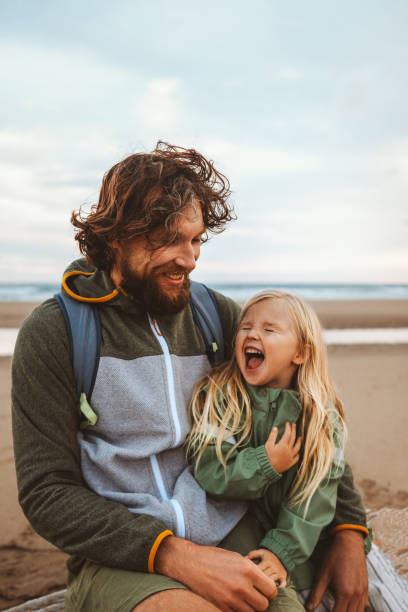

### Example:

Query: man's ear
xmin=293 ymin=344 xmax=311 ymax=365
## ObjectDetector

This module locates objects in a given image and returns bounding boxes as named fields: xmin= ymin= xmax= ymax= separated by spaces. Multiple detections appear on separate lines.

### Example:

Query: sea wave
xmin=0 ymin=282 xmax=408 ymax=302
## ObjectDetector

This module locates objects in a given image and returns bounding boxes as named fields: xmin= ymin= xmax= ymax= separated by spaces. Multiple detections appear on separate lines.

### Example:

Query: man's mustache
xmin=153 ymin=263 xmax=189 ymax=276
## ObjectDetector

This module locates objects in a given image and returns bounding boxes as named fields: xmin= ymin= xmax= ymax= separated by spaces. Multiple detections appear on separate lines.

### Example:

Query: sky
xmin=0 ymin=0 xmax=407 ymax=284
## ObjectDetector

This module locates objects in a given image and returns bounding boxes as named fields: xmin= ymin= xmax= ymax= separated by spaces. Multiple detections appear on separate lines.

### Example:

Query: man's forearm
xmin=331 ymin=462 xmax=368 ymax=529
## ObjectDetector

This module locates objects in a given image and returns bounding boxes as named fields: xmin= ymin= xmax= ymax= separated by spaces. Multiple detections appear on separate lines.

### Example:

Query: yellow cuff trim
xmin=331 ymin=524 xmax=370 ymax=538
xmin=62 ymin=271 xmax=120 ymax=303
xmin=147 ymin=530 xmax=174 ymax=574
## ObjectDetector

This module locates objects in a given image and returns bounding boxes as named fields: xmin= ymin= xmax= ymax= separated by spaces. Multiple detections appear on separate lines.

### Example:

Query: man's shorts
xmin=65 ymin=510 xmax=304 ymax=611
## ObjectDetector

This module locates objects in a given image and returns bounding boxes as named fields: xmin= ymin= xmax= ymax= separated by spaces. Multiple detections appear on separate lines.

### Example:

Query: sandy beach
xmin=1 ymin=300 xmax=408 ymax=608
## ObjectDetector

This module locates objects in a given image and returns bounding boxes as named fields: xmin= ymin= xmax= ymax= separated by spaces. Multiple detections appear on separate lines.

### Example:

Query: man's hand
xmin=155 ymin=535 xmax=278 ymax=612
xmin=306 ymin=530 xmax=368 ymax=612
xmin=265 ymin=422 xmax=302 ymax=473
xmin=247 ymin=549 xmax=287 ymax=588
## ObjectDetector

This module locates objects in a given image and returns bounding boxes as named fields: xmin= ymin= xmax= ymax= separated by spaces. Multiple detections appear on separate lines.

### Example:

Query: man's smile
xmin=162 ymin=271 xmax=186 ymax=286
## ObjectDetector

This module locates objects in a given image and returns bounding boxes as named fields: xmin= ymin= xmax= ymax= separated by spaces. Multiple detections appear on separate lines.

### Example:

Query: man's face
xmin=113 ymin=204 xmax=205 ymax=314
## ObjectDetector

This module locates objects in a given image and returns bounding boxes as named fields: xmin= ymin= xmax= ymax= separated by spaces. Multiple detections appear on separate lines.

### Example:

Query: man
xmin=12 ymin=142 xmax=370 ymax=611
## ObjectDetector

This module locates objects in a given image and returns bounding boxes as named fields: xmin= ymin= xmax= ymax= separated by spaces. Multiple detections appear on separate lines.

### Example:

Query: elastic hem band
xmin=147 ymin=530 xmax=174 ymax=574
xmin=331 ymin=524 xmax=370 ymax=538
xmin=62 ymin=271 xmax=119 ymax=303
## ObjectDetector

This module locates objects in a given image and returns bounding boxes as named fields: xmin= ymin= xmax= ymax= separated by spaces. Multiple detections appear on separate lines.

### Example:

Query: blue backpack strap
xmin=55 ymin=293 xmax=101 ymax=401
xmin=189 ymin=281 xmax=225 ymax=366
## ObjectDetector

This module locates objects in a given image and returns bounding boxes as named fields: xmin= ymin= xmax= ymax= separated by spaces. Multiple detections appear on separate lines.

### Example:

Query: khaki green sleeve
xmin=330 ymin=462 xmax=367 ymax=528
xmin=12 ymin=299 xmax=170 ymax=572
xmin=194 ymin=441 xmax=282 ymax=500
xmin=260 ymin=450 xmax=345 ymax=573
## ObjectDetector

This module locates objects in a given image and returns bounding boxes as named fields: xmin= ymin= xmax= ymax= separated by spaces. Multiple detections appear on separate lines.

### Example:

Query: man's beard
xmin=120 ymin=261 xmax=191 ymax=315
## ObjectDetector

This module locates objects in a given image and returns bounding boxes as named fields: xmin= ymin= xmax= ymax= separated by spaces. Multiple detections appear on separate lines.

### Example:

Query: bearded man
xmin=12 ymin=142 xmax=370 ymax=612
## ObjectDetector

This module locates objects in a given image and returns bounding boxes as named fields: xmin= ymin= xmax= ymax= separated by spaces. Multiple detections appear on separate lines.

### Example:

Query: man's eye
xmin=265 ymin=328 xmax=275 ymax=332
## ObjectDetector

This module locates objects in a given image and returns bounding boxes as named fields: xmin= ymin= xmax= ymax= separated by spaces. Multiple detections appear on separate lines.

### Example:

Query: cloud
xmin=195 ymin=139 xmax=325 ymax=178
xmin=132 ymin=78 xmax=183 ymax=131
xmin=276 ymin=68 xmax=303 ymax=80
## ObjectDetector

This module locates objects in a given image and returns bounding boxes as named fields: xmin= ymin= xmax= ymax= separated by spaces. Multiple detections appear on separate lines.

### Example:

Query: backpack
xmin=55 ymin=281 xmax=225 ymax=405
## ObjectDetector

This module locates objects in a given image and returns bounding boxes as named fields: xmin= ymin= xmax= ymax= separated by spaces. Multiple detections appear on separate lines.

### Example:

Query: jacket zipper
xmin=148 ymin=315 xmax=186 ymax=539
xmin=148 ymin=315 xmax=181 ymax=445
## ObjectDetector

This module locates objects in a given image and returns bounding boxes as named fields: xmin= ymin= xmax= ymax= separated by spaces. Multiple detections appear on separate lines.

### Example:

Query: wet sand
xmin=1 ymin=300 xmax=407 ymax=608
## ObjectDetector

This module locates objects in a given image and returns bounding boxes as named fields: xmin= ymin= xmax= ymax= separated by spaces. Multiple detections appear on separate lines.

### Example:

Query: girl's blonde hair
xmin=187 ymin=290 xmax=346 ymax=509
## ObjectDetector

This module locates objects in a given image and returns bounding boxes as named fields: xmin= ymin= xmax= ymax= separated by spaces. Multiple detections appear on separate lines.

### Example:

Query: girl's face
xmin=235 ymin=298 xmax=304 ymax=389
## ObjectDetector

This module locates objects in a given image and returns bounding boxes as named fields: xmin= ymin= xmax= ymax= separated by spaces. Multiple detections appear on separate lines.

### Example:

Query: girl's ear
xmin=293 ymin=344 xmax=311 ymax=365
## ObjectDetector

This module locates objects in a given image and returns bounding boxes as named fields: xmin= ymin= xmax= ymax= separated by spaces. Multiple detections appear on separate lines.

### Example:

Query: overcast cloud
xmin=0 ymin=0 xmax=407 ymax=283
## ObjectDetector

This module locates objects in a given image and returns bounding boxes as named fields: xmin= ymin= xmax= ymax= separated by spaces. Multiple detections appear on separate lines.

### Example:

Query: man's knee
xmin=132 ymin=588 xmax=220 ymax=611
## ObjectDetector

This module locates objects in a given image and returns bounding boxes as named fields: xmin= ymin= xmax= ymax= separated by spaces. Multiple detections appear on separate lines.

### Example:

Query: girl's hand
xmin=265 ymin=421 xmax=302 ymax=473
xmin=247 ymin=548 xmax=288 ymax=587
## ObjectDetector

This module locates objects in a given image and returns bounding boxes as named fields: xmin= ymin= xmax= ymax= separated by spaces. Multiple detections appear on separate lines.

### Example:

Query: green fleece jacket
xmin=193 ymin=385 xmax=347 ymax=589
xmin=12 ymin=258 xmax=369 ymax=576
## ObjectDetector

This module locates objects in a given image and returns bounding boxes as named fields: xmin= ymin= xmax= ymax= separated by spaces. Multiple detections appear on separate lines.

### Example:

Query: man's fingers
xmin=253 ymin=570 xmax=278 ymax=601
xmin=331 ymin=595 xmax=350 ymax=612
xmin=332 ymin=593 xmax=366 ymax=612
xmin=293 ymin=436 xmax=302 ymax=453
xmin=305 ymin=569 xmax=330 ymax=610
xmin=242 ymin=587 xmax=272 ymax=612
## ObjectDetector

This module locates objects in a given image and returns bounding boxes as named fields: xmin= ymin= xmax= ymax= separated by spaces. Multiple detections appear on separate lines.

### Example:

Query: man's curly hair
xmin=71 ymin=141 xmax=235 ymax=270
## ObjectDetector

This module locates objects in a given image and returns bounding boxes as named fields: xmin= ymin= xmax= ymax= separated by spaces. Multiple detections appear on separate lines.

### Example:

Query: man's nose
xmin=174 ymin=244 xmax=197 ymax=272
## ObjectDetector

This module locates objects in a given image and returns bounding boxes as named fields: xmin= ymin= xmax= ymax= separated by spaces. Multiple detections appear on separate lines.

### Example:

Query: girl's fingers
xmin=278 ymin=575 xmax=287 ymax=588
xmin=290 ymin=454 xmax=300 ymax=467
xmin=281 ymin=421 xmax=291 ymax=442
xmin=293 ymin=436 xmax=302 ymax=453
xmin=267 ymin=427 xmax=278 ymax=446
xmin=283 ymin=422 xmax=296 ymax=446
xmin=258 ymin=561 xmax=270 ymax=572
xmin=290 ymin=422 xmax=297 ymax=446
xmin=268 ymin=571 xmax=287 ymax=588
xmin=247 ymin=549 xmax=264 ymax=561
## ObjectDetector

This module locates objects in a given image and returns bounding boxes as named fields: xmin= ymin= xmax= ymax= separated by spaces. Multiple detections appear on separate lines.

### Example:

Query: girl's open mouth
xmin=245 ymin=348 xmax=264 ymax=370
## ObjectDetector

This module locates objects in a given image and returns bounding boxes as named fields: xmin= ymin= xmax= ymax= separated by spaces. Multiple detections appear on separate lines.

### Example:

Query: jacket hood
xmin=61 ymin=258 xmax=140 ymax=313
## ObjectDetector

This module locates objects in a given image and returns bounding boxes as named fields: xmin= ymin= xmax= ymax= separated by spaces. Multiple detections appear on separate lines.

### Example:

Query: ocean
xmin=0 ymin=282 xmax=407 ymax=302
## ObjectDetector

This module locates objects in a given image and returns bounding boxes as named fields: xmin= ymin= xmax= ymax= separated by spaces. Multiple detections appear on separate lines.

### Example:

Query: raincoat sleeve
xmin=259 ymin=415 xmax=346 ymax=574
xmin=193 ymin=438 xmax=282 ymax=500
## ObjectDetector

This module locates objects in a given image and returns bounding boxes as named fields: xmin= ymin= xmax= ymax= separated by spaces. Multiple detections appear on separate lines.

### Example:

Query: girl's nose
xmin=247 ymin=327 xmax=260 ymax=339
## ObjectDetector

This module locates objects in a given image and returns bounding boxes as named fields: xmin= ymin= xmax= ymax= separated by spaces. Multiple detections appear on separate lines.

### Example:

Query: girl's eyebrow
xmin=240 ymin=318 xmax=281 ymax=328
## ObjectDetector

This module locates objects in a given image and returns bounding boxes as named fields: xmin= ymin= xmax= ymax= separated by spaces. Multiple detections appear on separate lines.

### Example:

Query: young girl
xmin=188 ymin=290 xmax=346 ymax=611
